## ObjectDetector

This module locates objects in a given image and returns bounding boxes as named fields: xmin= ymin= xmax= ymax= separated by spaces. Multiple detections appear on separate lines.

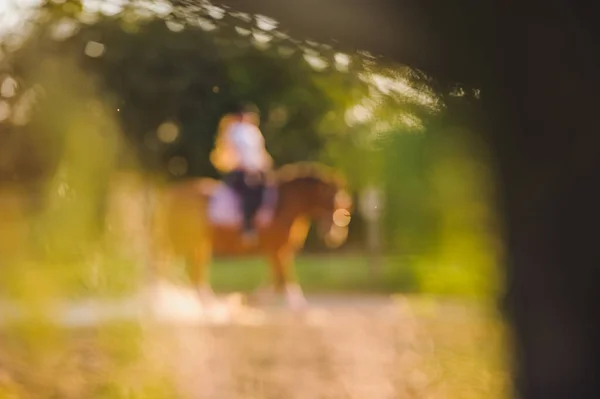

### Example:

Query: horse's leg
xmin=148 ymin=247 xmax=170 ymax=287
xmin=269 ymin=247 xmax=307 ymax=310
xmin=144 ymin=234 xmax=174 ymax=317
xmin=185 ymin=239 xmax=215 ymax=304
xmin=147 ymin=217 xmax=172 ymax=293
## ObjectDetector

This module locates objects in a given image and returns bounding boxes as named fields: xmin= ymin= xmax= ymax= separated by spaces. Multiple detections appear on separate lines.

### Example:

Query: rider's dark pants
xmin=224 ymin=169 xmax=265 ymax=233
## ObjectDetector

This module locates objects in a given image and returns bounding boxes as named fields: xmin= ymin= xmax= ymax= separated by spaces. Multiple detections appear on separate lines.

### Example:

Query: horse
xmin=149 ymin=162 xmax=353 ymax=309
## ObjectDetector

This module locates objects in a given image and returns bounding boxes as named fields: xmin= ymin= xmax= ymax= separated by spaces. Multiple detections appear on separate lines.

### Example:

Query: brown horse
xmin=150 ymin=162 xmax=353 ymax=309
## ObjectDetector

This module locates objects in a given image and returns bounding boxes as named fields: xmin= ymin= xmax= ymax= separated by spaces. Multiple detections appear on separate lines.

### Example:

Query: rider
xmin=210 ymin=102 xmax=273 ymax=243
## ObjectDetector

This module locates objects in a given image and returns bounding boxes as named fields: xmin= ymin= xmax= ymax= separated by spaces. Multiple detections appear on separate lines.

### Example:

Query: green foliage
xmin=0 ymin=8 xmax=180 ymax=396
xmin=2 ymin=0 xmax=498 ymax=298
xmin=3 ymin=0 xmax=436 ymax=188
xmin=0 ymin=4 xmax=504 ymax=396
xmin=0 ymin=0 xmax=498 ymax=291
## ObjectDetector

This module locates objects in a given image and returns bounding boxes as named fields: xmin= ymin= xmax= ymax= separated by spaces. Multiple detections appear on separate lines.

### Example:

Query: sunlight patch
xmin=84 ymin=40 xmax=105 ymax=58
xmin=1 ymin=76 xmax=18 ymax=98
xmin=255 ymin=14 xmax=278 ymax=31
xmin=135 ymin=0 xmax=173 ymax=17
xmin=195 ymin=17 xmax=216 ymax=31
xmin=303 ymin=54 xmax=328 ymax=71
xmin=51 ymin=17 xmax=80 ymax=41
xmin=334 ymin=52 xmax=351 ymax=72
xmin=165 ymin=19 xmax=185 ymax=32
xmin=399 ymin=114 xmax=424 ymax=130
xmin=82 ymin=0 xmax=126 ymax=17
xmin=345 ymin=104 xmax=373 ymax=126
xmin=205 ymin=5 xmax=225 ymax=20
xmin=252 ymin=30 xmax=272 ymax=44
xmin=229 ymin=10 xmax=252 ymax=22
xmin=235 ymin=26 xmax=251 ymax=36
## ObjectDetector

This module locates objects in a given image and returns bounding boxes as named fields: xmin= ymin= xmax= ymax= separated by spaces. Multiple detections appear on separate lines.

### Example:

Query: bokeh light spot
xmin=252 ymin=31 xmax=272 ymax=44
xmin=84 ymin=41 xmax=105 ymax=58
xmin=268 ymin=106 xmax=288 ymax=128
xmin=255 ymin=14 xmax=278 ymax=31
xmin=165 ymin=20 xmax=185 ymax=32
xmin=51 ymin=18 xmax=79 ymax=41
xmin=205 ymin=5 xmax=225 ymax=20
xmin=333 ymin=209 xmax=351 ymax=228
xmin=229 ymin=11 xmax=252 ymax=23
xmin=1 ymin=77 xmax=18 ymax=98
xmin=303 ymin=54 xmax=328 ymax=71
xmin=195 ymin=17 xmax=216 ymax=32
xmin=167 ymin=156 xmax=188 ymax=176
xmin=157 ymin=122 xmax=180 ymax=143
xmin=345 ymin=104 xmax=372 ymax=126
xmin=235 ymin=26 xmax=251 ymax=36
xmin=334 ymin=53 xmax=351 ymax=72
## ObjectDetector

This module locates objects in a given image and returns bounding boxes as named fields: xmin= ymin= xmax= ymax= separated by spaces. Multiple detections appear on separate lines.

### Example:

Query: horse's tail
xmin=149 ymin=181 xmax=210 ymax=265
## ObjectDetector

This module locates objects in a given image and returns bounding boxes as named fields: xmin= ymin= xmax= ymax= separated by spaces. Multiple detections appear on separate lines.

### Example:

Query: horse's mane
xmin=273 ymin=162 xmax=346 ymax=188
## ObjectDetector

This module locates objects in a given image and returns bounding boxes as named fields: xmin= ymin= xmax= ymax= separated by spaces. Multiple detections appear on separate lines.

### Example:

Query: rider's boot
xmin=240 ymin=176 xmax=261 ymax=247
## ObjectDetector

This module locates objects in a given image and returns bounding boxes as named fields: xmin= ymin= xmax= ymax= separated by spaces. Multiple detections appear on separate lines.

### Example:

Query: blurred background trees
xmin=0 ymin=1 xmax=507 ymax=398
xmin=0 ymin=0 xmax=496 ymax=294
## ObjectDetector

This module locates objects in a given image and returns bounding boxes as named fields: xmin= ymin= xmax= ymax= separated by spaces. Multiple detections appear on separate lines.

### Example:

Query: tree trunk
xmin=483 ymin=1 xmax=600 ymax=397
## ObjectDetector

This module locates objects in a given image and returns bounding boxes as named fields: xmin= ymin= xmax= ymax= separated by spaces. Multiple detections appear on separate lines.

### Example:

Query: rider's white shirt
xmin=227 ymin=121 xmax=267 ymax=171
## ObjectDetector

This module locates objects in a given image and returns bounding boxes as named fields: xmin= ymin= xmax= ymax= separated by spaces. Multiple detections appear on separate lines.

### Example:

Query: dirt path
xmin=146 ymin=291 xmax=496 ymax=399
xmin=0 ymin=285 xmax=505 ymax=399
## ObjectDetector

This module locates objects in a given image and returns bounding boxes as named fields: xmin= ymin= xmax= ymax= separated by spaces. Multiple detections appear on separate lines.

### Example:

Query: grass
xmin=206 ymin=253 xmax=498 ymax=303
xmin=0 ymin=322 xmax=181 ymax=399
xmin=28 ymin=252 xmax=495 ymax=302
xmin=417 ymin=307 xmax=510 ymax=398
xmin=22 ymin=253 xmax=415 ymax=299
xmin=207 ymin=254 xmax=419 ymax=294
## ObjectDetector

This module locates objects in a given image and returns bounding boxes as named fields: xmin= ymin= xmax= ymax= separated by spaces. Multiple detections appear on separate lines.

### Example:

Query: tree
xmin=2 ymin=0 xmax=447 ymax=262
xmin=2 ymin=0 xmax=440 ymax=184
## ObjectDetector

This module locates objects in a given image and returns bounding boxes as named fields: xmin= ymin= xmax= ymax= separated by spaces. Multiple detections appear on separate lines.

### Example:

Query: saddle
xmin=207 ymin=180 xmax=277 ymax=229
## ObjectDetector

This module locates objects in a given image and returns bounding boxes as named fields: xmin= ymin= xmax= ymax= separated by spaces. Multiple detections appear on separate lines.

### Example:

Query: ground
xmin=156 ymin=294 xmax=508 ymax=399
xmin=0 ymin=284 xmax=509 ymax=399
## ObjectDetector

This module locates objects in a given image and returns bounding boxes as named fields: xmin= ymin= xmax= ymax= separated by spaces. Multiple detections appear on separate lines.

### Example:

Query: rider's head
xmin=233 ymin=102 xmax=260 ymax=126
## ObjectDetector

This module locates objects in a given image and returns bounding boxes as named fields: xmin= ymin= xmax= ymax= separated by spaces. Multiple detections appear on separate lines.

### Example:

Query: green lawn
xmin=11 ymin=252 xmax=495 ymax=302
xmin=2 ymin=254 xmax=416 ymax=300
xmin=207 ymin=253 xmax=498 ymax=302
xmin=205 ymin=254 xmax=418 ymax=294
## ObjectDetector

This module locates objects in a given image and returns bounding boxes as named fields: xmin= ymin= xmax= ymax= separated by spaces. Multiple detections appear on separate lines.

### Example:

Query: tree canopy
xmin=1 ymin=0 xmax=444 ymax=188
xmin=0 ymin=0 xmax=489 ymax=262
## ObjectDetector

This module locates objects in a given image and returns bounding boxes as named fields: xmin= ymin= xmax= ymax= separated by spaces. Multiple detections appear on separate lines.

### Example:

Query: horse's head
xmin=276 ymin=163 xmax=353 ymax=248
